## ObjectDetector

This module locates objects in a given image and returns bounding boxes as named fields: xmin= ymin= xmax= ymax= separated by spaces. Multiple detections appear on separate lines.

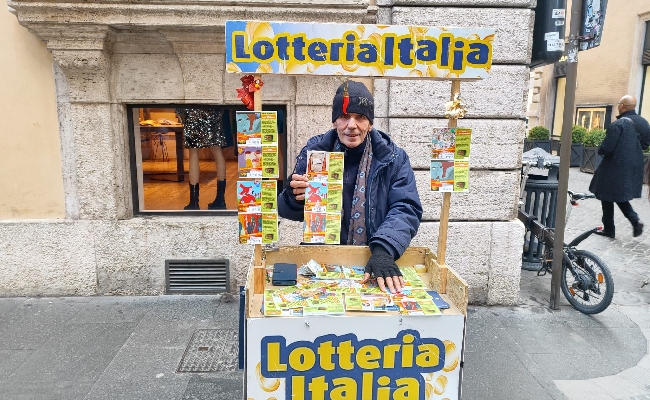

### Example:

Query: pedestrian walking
xmin=590 ymin=95 xmax=650 ymax=238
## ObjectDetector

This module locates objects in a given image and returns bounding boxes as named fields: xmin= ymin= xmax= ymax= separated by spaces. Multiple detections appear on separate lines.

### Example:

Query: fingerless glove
xmin=364 ymin=246 xmax=402 ymax=279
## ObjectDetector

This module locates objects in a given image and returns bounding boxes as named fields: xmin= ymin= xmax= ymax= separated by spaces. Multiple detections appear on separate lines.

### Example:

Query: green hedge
xmin=571 ymin=125 xmax=587 ymax=144
xmin=528 ymin=126 xmax=550 ymax=140
xmin=583 ymin=128 xmax=606 ymax=147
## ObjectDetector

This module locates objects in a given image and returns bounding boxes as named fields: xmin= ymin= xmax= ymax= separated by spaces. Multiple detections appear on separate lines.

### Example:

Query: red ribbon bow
xmin=236 ymin=75 xmax=264 ymax=110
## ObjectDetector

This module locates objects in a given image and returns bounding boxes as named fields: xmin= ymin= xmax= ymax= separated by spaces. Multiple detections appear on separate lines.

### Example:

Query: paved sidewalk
xmin=0 ymin=295 xmax=242 ymax=400
xmin=0 ymin=168 xmax=648 ymax=400
xmin=512 ymin=167 xmax=650 ymax=400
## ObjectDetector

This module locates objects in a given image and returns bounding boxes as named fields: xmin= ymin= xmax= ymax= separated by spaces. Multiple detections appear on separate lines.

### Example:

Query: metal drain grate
xmin=177 ymin=329 xmax=239 ymax=372
xmin=165 ymin=259 xmax=229 ymax=294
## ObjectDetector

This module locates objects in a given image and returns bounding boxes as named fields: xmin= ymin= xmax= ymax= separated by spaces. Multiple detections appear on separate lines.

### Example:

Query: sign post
xmin=436 ymin=80 xmax=461 ymax=281
xmin=252 ymin=75 xmax=265 ymax=295
xmin=551 ymin=0 xmax=583 ymax=309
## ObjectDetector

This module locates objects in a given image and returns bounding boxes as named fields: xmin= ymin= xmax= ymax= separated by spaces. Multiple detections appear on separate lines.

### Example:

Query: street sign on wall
xmin=579 ymin=0 xmax=608 ymax=50
xmin=530 ymin=0 xmax=567 ymax=68
xmin=225 ymin=21 xmax=495 ymax=80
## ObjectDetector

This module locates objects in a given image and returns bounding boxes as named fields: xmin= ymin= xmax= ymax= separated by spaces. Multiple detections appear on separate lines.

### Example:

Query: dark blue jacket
xmin=278 ymin=128 xmax=423 ymax=259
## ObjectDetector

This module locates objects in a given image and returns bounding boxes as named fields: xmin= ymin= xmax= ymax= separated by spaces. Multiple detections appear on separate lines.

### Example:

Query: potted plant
xmin=524 ymin=126 xmax=552 ymax=153
xmin=580 ymin=128 xmax=606 ymax=173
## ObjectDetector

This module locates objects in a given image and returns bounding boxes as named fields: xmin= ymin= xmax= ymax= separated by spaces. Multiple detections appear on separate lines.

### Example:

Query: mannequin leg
xmin=188 ymin=148 xmax=200 ymax=184
xmin=207 ymin=146 xmax=227 ymax=209
xmin=184 ymin=148 xmax=200 ymax=210
xmin=210 ymin=146 xmax=226 ymax=181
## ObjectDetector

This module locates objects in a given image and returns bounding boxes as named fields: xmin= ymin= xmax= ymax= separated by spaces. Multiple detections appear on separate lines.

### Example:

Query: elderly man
xmin=278 ymin=81 xmax=423 ymax=293
xmin=590 ymin=95 xmax=650 ymax=238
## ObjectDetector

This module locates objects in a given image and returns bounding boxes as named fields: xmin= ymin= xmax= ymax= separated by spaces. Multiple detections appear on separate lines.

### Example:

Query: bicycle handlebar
xmin=568 ymin=190 xmax=596 ymax=201
xmin=522 ymin=160 xmax=559 ymax=168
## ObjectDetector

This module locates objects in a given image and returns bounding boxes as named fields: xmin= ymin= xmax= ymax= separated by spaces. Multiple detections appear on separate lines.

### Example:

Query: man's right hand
xmin=361 ymin=246 xmax=404 ymax=293
xmin=289 ymin=174 xmax=309 ymax=201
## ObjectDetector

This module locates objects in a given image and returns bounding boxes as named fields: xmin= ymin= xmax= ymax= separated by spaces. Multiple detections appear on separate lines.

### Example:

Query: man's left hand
xmin=361 ymin=246 xmax=404 ymax=293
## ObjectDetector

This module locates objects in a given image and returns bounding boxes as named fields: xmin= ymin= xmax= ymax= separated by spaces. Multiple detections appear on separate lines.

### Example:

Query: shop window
xmin=575 ymin=107 xmax=606 ymax=130
xmin=128 ymin=105 xmax=287 ymax=213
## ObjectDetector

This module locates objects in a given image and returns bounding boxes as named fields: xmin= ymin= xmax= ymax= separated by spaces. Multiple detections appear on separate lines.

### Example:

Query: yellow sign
xmin=225 ymin=21 xmax=495 ymax=79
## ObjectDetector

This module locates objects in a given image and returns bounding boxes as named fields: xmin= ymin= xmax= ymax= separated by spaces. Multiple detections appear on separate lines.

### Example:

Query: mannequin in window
xmin=175 ymin=108 xmax=228 ymax=210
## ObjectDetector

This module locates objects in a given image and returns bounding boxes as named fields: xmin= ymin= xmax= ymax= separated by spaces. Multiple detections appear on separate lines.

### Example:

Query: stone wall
xmin=372 ymin=0 xmax=532 ymax=304
xmin=1 ymin=0 xmax=530 ymax=305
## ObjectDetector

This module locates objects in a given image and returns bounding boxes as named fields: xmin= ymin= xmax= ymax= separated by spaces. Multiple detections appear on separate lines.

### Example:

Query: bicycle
xmin=518 ymin=157 xmax=614 ymax=314
xmin=519 ymin=189 xmax=615 ymax=314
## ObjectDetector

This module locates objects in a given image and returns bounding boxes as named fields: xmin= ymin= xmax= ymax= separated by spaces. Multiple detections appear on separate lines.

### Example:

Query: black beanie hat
xmin=332 ymin=81 xmax=374 ymax=125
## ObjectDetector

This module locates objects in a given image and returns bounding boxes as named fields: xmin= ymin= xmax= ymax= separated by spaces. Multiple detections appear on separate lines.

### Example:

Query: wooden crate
xmin=244 ymin=245 xmax=468 ymax=400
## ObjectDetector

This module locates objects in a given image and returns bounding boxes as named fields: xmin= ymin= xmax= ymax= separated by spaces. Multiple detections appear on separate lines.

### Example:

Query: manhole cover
xmin=177 ymin=329 xmax=239 ymax=372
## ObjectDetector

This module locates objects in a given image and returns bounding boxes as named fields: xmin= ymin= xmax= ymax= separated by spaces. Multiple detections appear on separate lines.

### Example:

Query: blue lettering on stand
xmin=467 ymin=43 xmax=489 ymax=64
xmin=253 ymin=40 xmax=274 ymax=60
xmin=308 ymin=41 xmax=328 ymax=62
xmin=260 ymin=330 xmax=446 ymax=400
xmin=234 ymin=34 xmax=251 ymax=59
xmin=440 ymin=36 xmax=451 ymax=67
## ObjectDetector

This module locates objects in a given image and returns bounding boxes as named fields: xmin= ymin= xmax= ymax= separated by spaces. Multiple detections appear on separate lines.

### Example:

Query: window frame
xmin=574 ymin=106 xmax=608 ymax=130
xmin=126 ymin=103 xmax=288 ymax=216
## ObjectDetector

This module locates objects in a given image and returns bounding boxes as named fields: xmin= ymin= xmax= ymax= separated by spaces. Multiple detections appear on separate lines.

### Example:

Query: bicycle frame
xmin=518 ymin=168 xmax=613 ymax=312
xmin=518 ymin=202 xmax=599 ymax=254
xmin=566 ymin=227 xmax=599 ymax=248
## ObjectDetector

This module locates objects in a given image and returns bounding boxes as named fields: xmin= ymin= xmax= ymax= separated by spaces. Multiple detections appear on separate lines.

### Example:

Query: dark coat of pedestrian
xmin=589 ymin=109 xmax=650 ymax=202
xmin=589 ymin=95 xmax=650 ymax=238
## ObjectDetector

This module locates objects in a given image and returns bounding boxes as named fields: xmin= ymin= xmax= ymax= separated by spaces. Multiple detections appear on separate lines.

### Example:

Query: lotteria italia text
xmin=260 ymin=330 xmax=446 ymax=400
xmin=231 ymin=31 xmax=491 ymax=74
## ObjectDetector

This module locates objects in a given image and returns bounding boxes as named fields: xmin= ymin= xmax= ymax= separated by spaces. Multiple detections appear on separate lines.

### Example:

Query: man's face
xmin=333 ymin=113 xmax=371 ymax=148
xmin=617 ymin=97 xmax=634 ymax=114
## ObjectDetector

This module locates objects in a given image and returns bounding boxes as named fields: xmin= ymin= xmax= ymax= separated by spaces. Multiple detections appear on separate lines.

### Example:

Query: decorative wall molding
xmin=8 ymin=1 xmax=373 ymax=30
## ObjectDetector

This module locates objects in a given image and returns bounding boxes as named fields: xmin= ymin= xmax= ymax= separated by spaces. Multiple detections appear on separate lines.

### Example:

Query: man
xmin=590 ymin=95 xmax=650 ymax=238
xmin=278 ymin=81 xmax=423 ymax=293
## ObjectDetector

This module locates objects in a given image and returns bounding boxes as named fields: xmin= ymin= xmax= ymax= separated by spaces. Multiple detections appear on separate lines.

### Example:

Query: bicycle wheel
xmin=560 ymin=250 xmax=614 ymax=314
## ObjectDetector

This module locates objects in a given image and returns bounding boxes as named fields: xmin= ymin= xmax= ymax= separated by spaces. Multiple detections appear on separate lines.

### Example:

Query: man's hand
xmin=361 ymin=246 xmax=404 ymax=293
xmin=289 ymin=174 xmax=309 ymax=201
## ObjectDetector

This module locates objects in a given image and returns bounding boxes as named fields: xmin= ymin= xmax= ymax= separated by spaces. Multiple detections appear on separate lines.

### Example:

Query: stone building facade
xmin=1 ymin=0 xmax=531 ymax=304
xmin=527 ymin=0 xmax=650 ymax=137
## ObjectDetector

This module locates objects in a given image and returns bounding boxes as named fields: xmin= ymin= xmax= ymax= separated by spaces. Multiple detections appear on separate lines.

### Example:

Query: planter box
xmin=524 ymin=139 xmax=552 ymax=153
xmin=571 ymin=143 xmax=584 ymax=167
xmin=580 ymin=146 xmax=603 ymax=173
xmin=558 ymin=143 xmax=583 ymax=167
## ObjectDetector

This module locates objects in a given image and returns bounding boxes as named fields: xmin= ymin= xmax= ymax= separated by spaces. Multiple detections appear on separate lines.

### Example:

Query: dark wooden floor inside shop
xmin=142 ymin=160 xmax=240 ymax=211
